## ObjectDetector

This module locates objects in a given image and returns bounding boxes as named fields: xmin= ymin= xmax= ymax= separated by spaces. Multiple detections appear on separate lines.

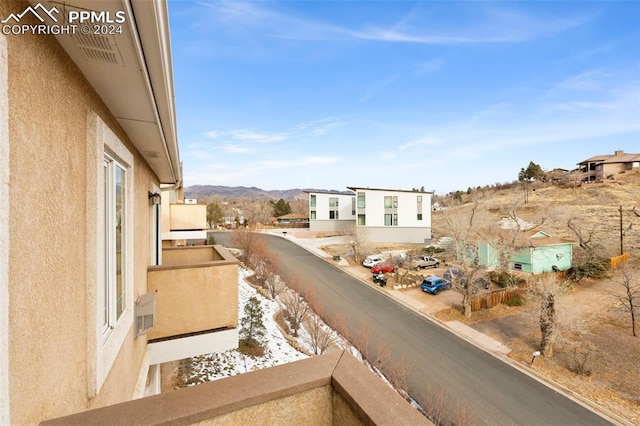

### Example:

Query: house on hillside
xmin=477 ymin=230 xmax=574 ymax=274
xmin=274 ymin=213 xmax=309 ymax=226
xmin=306 ymin=190 xmax=356 ymax=232
xmin=578 ymin=150 xmax=640 ymax=182
xmin=347 ymin=187 xmax=433 ymax=244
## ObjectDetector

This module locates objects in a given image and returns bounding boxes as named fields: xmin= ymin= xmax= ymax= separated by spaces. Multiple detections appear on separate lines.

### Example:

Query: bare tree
xmin=304 ymin=313 xmax=334 ymax=355
xmin=347 ymin=224 xmax=369 ymax=264
xmin=530 ymin=273 xmax=570 ymax=357
xmin=281 ymin=288 xmax=310 ymax=337
xmin=566 ymin=217 xmax=601 ymax=261
xmin=441 ymin=193 xmax=491 ymax=317
xmin=231 ymin=226 xmax=267 ymax=266
xmin=613 ymin=267 xmax=638 ymax=337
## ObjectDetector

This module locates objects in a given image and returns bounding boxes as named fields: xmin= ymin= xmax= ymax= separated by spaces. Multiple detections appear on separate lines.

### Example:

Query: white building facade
xmin=307 ymin=191 xmax=356 ymax=232
xmin=348 ymin=187 xmax=432 ymax=244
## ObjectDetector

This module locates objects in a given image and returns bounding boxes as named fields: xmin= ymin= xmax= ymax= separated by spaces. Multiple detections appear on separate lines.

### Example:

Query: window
xmin=513 ymin=263 xmax=523 ymax=271
xmin=329 ymin=197 xmax=339 ymax=219
xmin=358 ymin=214 xmax=366 ymax=226
xmin=351 ymin=197 xmax=356 ymax=215
xmin=417 ymin=213 xmax=423 ymax=221
xmin=357 ymin=192 xmax=365 ymax=208
xmin=310 ymin=194 xmax=316 ymax=208
xmin=87 ymin=112 xmax=134 ymax=397
xmin=384 ymin=196 xmax=392 ymax=208
xmin=103 ymin=154 xmax=126 ymax=334
xmin=417 ymin=195 xmax=422 ymax=203
xmin=393 ymin=196 xmax=398 ymax=208
xmin=310 ymin=211 xmax=316 ymax=220
xmin=385 ymin=213 xmax=397 ymax=226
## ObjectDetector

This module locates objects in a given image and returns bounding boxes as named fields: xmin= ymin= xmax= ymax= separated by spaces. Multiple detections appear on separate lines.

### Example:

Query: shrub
xmin=568 ymin=260 xmax=609 ymax=282
xmin=504 ymin=296 xmax=524 ymax=307
xmin=423 ymin=246 xmax=446 ymax=255
xmin=489 ymin=271 xmax=526 ymax=288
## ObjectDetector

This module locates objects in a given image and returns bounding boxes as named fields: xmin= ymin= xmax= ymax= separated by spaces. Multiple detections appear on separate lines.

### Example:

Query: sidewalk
xmin=265 ymin=229 xmax=512 ymax=356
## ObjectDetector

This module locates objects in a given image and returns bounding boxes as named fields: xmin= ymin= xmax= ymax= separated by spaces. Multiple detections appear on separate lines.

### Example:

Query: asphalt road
xmin=214 ymin=232 xmax=612 ymax=425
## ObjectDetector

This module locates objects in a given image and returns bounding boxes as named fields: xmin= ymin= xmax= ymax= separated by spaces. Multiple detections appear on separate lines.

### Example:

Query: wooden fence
xmin=470 ymin=287 xmax=524 ymax=312
xmin=611 ymin=253 xmax=629 ymax=269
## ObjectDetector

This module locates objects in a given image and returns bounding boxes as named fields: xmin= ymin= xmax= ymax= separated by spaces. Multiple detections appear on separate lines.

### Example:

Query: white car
xmin=362 ymin=255 xmax=383 ymax=268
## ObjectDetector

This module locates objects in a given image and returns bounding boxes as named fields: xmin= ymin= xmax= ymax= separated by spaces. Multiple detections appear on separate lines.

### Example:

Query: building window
xmin=351 ymin=197 xmax=356 ymax=215
xmin=310 ymin=194 xmax=316 ymax=208
xmin=393 ymin=196 xmax=398 ymax=208
xmin=385 ymin=213 xmax=398 ymax=226
xmin=417 ymin=195 xmax=422 ymax=203
xmin=358 ymin=214 xmax=366 ymax=226
xmin=310 ymin=210 xmax=316 ymax=220
xmin=393 ymin=213 xmax=398 ymax=226
xmin=87 ymin=112 xmax=134 ymax=397
xmin=417 ymin=213 xmax=423 ymax=221
xmin=357 ymin=192 xmax=365 ymax=208
xmin=384 ymin=214 xmax=392 ymax=226
xmin=329 ymin=197 xmax=339 ymax=219
xmin=103 ymin=154 xmax=127 ymax=335
xmin=513 ymin=263 xmax=523 ymax=271
xmin=384 ymin=196 xmax=392 ymax=208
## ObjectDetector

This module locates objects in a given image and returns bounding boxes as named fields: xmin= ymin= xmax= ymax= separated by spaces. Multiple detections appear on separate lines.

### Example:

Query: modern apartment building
xmin=306 ymin=190 xmax=356 ymax=233
xmin=347 ymin=187 xmax=433 ymax=244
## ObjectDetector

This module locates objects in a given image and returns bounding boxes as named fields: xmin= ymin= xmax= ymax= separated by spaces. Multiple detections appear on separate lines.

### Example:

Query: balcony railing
xmin=169 ymin=203 xmax=206 ymax=231
xmin=41 ymin=350 xmax=431 ymax=425
xmin=147 ymin=245 xmax=238 ymax=342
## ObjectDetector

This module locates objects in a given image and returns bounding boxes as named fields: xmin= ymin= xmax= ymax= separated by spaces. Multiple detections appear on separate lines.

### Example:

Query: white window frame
xmin=86 ymin=112 xmax=134 ymax=397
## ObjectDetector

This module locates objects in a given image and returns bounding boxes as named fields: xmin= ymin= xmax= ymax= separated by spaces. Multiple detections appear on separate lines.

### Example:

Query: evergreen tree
xmin=240 ymin=296 xmax=266 ymax=347
xmin=518 ymin=161 xmax=545 ymax=182
xmin=270 ymin=198 xmax=292 ymax=217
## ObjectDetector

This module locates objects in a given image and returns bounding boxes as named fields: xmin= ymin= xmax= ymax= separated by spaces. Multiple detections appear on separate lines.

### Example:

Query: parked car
xmin=443 ymin=267 xmax=463 ymax=281
xmin=362 ymin=255 xmax=383 ymax=268
xmin=420 ymin=276 xmax=452 ymax=295
xmin=371 ymin=263 xmax=396 ymax=274
xmin=443 ymin=267 xmax=490 ymax=289
xmin=413 ymin=255 xmax=440 ymax=270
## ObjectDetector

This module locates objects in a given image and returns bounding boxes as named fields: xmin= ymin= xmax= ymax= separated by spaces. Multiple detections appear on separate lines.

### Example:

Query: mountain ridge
xmin=184 ymin=185 xmax=353 ymax=200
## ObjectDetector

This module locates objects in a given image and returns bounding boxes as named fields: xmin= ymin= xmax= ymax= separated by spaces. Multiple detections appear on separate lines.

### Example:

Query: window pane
xmin=310 ymin=211 xmax=316 ymax=220
xmin=384 ymin=214 xmax=392 ymax=226
xmin=310 ymin=195 xmax=316 ymax=207
xmin=384 ymin=196 xmax=392 ymax=208
xmin=357 ymin=193 xmax=365 ymax=208
xmin=358 ymin=214 xmax=366 ymax=226
xmin=115 ymin=164 xmax=125 ymax=319
xmin=103 ymin=161 xmax=109 ymax=331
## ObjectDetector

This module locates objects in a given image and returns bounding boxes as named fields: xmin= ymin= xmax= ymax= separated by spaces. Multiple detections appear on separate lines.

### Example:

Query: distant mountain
xmin=184 ymin=185 xmax=353 ymax=201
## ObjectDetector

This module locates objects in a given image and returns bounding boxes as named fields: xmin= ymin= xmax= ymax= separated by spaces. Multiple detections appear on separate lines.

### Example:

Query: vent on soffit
xmin=72 ymin=32 xmax=125 ymax=66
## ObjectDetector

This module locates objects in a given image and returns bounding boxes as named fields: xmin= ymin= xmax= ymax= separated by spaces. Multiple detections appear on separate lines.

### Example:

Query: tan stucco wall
xmin=147 ymin=263 xmax=238 ymax=340
xmin=195 ymin=386 xmax=333 ymax=426
xmin=162 ymin=245 xmax=223 ymax=266
xmin=4 ymin=0 xmax=157 ymax=423
xmin=170 ymin=204 xmax=206 ymax=230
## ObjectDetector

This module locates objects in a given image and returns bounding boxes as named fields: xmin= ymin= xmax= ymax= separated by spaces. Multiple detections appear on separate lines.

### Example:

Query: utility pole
xmin=619 ymin=205 xmax=624 ymax=256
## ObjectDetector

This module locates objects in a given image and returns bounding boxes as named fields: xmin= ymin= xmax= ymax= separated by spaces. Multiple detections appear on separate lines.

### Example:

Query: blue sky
xmin=168 ymin=1 xmax=640 ymax=195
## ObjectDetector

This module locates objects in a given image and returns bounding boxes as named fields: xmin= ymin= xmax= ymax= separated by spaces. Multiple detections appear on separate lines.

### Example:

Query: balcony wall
xmin=41 ymin=351 xmax=431 ymax=426
xmin=147 ymin=245 xmax=239 ymax=341
xmin=170 ymin=203 xmax=206 ymax=231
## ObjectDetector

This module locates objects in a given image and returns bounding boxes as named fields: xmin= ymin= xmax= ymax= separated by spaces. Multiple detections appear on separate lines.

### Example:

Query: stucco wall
xmin=4 ymin=1 xmax=158 ymax=422
xmin=364 ymin=226 xmax=432 ymax=245
xmin=162 ymin=245 xmax=223 ymax=266
xmin=147 ymin=263 xmax=238 ymax=340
